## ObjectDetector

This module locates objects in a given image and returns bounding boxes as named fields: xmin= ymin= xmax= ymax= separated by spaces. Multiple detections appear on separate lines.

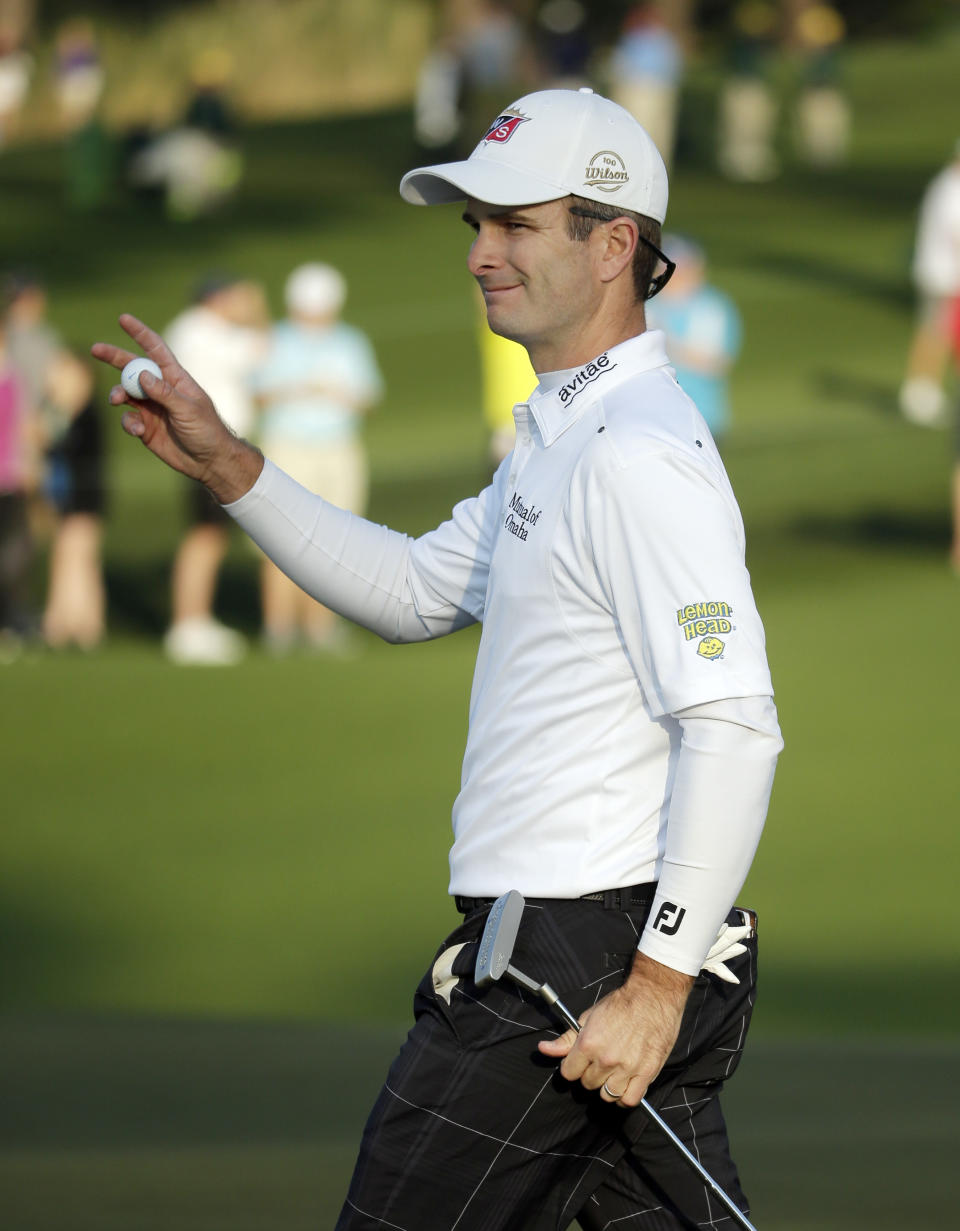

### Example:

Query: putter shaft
xmin=503 ymin=968 xmax=759 ymax=1231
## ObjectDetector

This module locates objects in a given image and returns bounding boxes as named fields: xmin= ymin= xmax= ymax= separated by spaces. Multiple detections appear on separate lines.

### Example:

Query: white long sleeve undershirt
xmin=227 ymin=460 xmax=478 ymax=642
xmin=638 ymin=695 xmax=782 ymax=973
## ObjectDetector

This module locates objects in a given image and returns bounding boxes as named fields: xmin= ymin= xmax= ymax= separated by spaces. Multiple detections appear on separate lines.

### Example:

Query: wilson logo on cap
xmin=584 ymin=149 xmax=629 ymax=193
xmin=483 ymin=110 xmax=529 ymax=144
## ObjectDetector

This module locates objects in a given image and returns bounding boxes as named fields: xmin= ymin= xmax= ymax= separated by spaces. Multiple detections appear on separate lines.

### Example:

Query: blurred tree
xmin=34 ymin=0 xmax=203 ymax=33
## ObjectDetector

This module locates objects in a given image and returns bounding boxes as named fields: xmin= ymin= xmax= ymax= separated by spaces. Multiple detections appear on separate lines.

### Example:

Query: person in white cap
xmin=250 ymin=263 xmax=383 ymax=653
xmin=93 ymin=87 xmax=782 ymax=1229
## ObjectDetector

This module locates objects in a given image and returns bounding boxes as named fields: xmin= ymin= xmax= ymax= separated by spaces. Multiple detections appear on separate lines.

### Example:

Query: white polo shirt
xmin=227 ymin=329 xmax=779 ymax=972
xmin=441 ymin=330 xmax=773 ymax=895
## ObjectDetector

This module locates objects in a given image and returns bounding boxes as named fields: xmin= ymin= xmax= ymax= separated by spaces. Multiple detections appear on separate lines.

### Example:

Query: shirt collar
xmin=524 ymin=330 xmax=671 ymax=447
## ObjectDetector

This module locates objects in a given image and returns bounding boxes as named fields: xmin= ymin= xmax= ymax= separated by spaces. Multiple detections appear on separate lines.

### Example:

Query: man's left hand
xmin=537 ymin=952 xmax=694 ymax=1106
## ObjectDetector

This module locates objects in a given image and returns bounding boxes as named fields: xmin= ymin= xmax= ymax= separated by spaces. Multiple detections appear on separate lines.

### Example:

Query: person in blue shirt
xmin=647 ymin=234 xmax=742 ymax=444
xmin=249 ymin=263 xmax=383 ymax=652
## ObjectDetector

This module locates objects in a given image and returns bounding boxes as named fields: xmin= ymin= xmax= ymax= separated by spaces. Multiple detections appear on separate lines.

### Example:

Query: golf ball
xmin=121 ymin=357 xmax=162 ymax=399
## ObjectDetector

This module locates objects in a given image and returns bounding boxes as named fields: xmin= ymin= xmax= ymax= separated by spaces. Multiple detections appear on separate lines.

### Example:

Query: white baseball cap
xmin=399 ymin=87 xmax=669 ymax=223
xmin=284 ymin=263 xmax=346 ymax=316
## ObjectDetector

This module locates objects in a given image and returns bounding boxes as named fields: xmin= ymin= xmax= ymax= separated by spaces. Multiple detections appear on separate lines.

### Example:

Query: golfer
xmin=93 ymin=88 xmax=782 ymax=1230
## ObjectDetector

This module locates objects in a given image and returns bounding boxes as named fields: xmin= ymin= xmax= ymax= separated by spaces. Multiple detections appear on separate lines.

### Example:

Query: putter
xmin=475 ymin=890 xmax=759 ymax=1231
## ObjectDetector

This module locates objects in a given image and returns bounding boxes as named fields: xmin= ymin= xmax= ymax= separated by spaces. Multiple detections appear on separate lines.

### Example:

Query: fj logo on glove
xmin=652 ymin=902 xmax=686 ymax=936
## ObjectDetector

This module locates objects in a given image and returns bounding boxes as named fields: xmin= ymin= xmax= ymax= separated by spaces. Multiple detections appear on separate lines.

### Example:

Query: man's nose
xmin=467 ymin=225 xmax=503 ymax=277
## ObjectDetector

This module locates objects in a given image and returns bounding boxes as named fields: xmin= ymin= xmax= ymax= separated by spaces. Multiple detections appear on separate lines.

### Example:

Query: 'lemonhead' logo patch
xmin=482 ymin=109 xmax=529 ymax=145
xmin=677 ymin=601 xmax=733 ymax=661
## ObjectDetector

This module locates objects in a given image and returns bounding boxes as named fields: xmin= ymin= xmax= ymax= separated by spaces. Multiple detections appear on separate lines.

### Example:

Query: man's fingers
xmin=537 ymin=1027 xmax=577 ymax=1059
xmin=91 ymin=341 xmax=138 ymax=372
xmin=120 ymin=408 xmax=146 ymax=438
xmin=617 ymin=1073 xmax=648 ymax=1108
xmin=118 ymin=313 xmax=178 ymax=368
xmin=598 ymin=1073 xmax=627 ymax=1103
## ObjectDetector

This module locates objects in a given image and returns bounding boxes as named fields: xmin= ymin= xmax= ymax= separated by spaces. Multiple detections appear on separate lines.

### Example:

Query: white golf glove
xmin=700 ymin=910 xmax=756 ymax=985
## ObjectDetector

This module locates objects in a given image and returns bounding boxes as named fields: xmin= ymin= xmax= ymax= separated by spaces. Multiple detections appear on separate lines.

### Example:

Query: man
xmin=900 ymin=139 xmax=960 ymax=426
xmin=93 ymin=88 xmax=782 ymax=1229
xmin=250 ymin=261 xmax=383 ymax=653
xmin=161 ymin=273 xmax=267 ymax=664
xmin=646 ymin=234 xmax=742 ymax=446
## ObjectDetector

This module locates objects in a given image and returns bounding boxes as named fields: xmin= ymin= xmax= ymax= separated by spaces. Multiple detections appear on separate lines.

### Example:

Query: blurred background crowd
xmin=2 ymin=0 xmax=958 ymax=664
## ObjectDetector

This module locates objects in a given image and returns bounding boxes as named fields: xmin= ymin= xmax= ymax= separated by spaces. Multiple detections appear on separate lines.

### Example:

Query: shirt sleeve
xmin=224 ymin=459 xmax=496 ymax=641
xmin=589 ymin=438 xmax=780 ymax=972
xmin=637 ymin=693 xmax=783 ymax=974
xmin=593 ymin=445 xmax=774 ymax=716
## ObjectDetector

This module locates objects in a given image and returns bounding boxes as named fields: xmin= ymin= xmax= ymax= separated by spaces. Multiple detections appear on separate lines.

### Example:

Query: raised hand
xmin=91 ymin=313 xmax=262 ymax=504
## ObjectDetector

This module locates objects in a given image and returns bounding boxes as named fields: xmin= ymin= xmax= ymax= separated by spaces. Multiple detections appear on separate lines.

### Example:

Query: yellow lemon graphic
xmin=698 ymin=637 xmax=725 ymax=660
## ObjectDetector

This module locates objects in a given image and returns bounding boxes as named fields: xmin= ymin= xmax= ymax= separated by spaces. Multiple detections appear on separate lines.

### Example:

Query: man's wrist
xmin=203 ymin=436 xmax=265 ymax=506
xmin=624 ymin=950 xmax=695 ymax=1005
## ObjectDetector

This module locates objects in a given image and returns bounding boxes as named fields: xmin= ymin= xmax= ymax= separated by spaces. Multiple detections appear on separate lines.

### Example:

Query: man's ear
xmin=596 ymin=217 xmax=638 ymax=285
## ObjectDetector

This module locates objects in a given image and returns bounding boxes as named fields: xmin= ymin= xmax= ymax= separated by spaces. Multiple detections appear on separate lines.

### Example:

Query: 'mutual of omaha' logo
xmin=482 ymin=108 xmax=529 ymax=145
xmin=677 ymin=601 xmax=732 ymax=659
xmin=504 ymin=489 xmax=542 ymax=542
xmin=584 ymin=149 xmax=629 ymax=193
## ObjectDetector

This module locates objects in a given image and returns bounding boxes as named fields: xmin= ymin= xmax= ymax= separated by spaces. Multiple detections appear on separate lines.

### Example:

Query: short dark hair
xmin=565 ymin=194 xmax=662 ymax=304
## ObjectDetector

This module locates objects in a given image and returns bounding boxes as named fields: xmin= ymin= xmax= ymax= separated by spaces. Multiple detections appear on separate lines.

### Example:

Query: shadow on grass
xmin=0 ymin=1012 xmax=955 ymax=1230
xmin=812 ymin=369 xmax=901 ymax=417
xmin=102 ymin=557 xmax=262 ymax=639
xmin=791 ymin=507 xmax=951 ymax=555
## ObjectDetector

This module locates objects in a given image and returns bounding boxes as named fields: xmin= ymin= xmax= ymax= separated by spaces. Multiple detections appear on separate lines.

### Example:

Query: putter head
xmin=474 ymin=890 xmax=525 ymax=987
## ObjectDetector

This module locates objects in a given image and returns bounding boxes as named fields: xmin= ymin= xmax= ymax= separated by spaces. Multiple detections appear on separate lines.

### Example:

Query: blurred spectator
xmin=40 ymin=353 xmax=104 ymax=650
xmin=54 ymin=19 xmax=112 ymax=211
xmin=53 ymin=18 xmax=104 ymax=135
xmin=475 ymin=285 xmax=535 ymax=467
xmin=4 ymin=270 xmax=63 ymax=418
xmin=3 ymin=271 xmax=103 ymax=648
xmin=608 ymin=3 xmax=683 ymax=170
xmin=0 ymin=306 xmax=32 ymax=656
xmin=250 ymin=263 xmax=383 ymax=654
xmin=413 ymin=34 xmax=463 ymax=150
xmin=414 ymin=0 xmax=528 ymax=155
xmin=717 ymin=1 xmax=780 ymax=182
xmin=533 ymin=0 xmax=592 ymax=89
xmin=163 ymin=274 xmax=268 ymax=664
xmin=900 ymin=140 xmax=960 ymax=427
xmin=647 ymin=235 xmax=742 ymax=446
xmin=792 ymin=2 xmax=850 ymax=169
xmin=0 ymin=20 xmax=30 ymax=149
xmin=129 ymin=48 xmax=243 ymax=221
xmin=950 ymin=295 xmax=960 ymax=573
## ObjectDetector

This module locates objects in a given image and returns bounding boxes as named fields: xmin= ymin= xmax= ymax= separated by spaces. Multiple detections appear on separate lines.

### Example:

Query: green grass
xmin=3 ymin=28 xmax=960 ymax=1229
xmin=0 ymin=1017 xmax=956 ymax=1230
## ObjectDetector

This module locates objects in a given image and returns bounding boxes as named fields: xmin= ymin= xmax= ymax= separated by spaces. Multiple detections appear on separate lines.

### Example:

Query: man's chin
xmin=484 ymin=309 xmax=525 ymax=347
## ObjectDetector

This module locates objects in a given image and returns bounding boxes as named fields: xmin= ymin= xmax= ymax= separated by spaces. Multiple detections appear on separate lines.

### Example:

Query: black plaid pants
xmin=336 ymin=896 xmax=757 ymax=1230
